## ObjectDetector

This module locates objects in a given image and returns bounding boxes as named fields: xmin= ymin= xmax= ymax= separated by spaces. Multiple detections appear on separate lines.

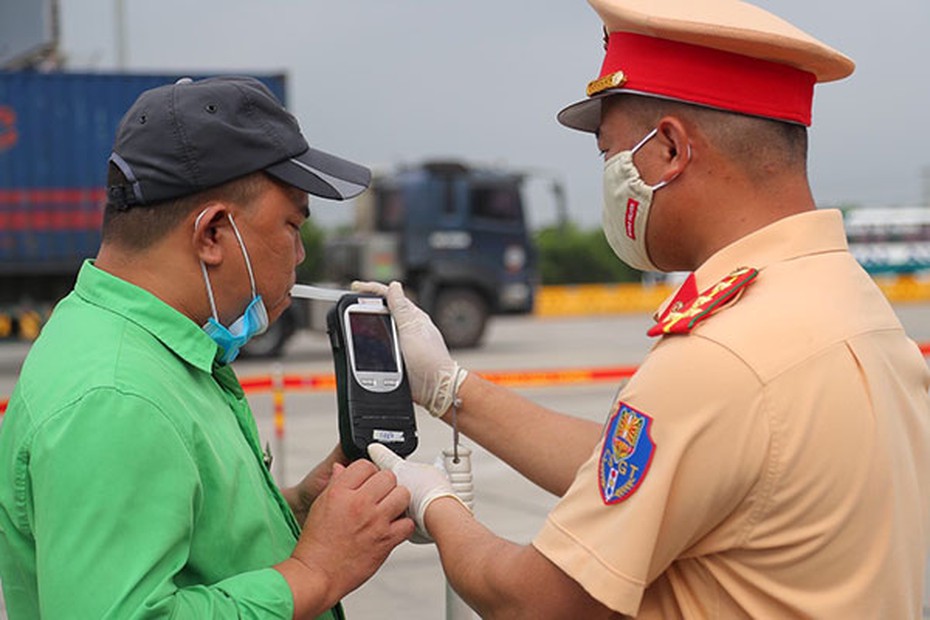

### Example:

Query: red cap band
xmin=598 ymin=32 xmax=817 ymax=126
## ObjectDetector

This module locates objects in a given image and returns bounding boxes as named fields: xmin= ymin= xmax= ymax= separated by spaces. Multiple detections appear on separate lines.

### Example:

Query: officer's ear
xmin=654 ymin=117 xmax=692 ymax=183
xmin=192 ymin=203 xmax=232 ymax=266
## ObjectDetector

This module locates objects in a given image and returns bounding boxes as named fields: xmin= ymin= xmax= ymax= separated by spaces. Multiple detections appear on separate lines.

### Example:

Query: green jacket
xmin=0 ymin=261 xmax=343 ymax=619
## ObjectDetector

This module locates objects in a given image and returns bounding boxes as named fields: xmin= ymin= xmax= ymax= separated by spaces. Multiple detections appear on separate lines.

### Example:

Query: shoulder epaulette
xmin=647 ymin=267 xmax=758 ymax=337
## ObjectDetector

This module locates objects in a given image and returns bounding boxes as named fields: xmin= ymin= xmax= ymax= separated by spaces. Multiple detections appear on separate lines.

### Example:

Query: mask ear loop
xmin=195 ymin=209 xmax=221 ymax=322
xmin=631 ymin=128 xmax=659 ymax=154
xmin=630 ymin=129 xmax=671 ymax=191
xmin=225 ymin=213 xmax=258 ymax=299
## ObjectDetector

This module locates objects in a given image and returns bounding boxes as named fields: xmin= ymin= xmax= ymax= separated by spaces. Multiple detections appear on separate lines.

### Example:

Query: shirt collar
xmin=74 ymin=260 xmax=218 ymax=373
xmin=656 ymin=209 xmax=848 ymax=317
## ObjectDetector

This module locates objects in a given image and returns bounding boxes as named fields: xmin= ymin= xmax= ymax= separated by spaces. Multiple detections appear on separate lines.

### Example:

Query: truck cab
xmin=327 ymin=160 xmax=538 ymax=348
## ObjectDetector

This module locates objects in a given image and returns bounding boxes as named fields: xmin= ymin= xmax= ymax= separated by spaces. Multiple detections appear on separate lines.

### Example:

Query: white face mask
xmin=602 ymin=128 xmax=687 ymax=272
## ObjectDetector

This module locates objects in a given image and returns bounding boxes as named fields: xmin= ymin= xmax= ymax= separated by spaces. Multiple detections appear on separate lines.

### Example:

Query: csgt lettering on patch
xmin=599 ymin=402 xmax=656 ymax=505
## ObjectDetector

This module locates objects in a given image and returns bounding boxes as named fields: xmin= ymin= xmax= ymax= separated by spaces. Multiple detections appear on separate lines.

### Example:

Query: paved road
xmin=2 ymin=306 xmax=930 ymax=618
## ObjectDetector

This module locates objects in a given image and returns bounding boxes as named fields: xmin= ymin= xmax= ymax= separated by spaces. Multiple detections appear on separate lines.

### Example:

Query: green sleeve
xmin=28 ymin=388 xmax=298 ymax=619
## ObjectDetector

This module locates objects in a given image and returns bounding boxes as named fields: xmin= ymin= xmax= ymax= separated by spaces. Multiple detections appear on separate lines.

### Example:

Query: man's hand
xmin=276 ymin=458 xmax=413 ymax=618
xmin=351 ymin=281 xmax=467 ymax=417
xmin=368 ymin=443 xmax=471 ymax=541
xmin=282 ymin=444 xmax=348 ymax=524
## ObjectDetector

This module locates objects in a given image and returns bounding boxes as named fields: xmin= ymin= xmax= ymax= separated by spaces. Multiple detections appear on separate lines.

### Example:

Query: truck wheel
xmin=434 ymin=288 xmax=488 ymax=349
xmin=240 ymin=310 xmax=295 ymax=359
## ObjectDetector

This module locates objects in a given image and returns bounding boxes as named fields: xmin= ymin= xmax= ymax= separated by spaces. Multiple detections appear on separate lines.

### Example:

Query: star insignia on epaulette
xmin=647 ymin=267 xmax=759 ymax=337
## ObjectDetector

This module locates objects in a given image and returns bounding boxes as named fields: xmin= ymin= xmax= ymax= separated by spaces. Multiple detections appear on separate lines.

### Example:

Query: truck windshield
xmin=470 ymin=185 xmax=523 ymax=223
xmin=376 ymin=189 xmax=405 ymax=232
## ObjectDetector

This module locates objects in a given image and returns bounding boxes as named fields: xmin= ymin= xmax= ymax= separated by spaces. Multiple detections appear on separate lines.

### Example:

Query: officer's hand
xmin=352 ymin=280 xmax=468 ymax=417
xmin=368 ymin=443 xmax=470 ymax=543
xmin=288 ymin=458 xmax=413 ymax=601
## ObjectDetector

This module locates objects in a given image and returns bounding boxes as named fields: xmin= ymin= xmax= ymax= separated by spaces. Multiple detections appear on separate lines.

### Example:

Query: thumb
xmin=368 ymin=443 xmax=404 ymax=472
xmin=386 ymin=281 xmax=417 ymax=324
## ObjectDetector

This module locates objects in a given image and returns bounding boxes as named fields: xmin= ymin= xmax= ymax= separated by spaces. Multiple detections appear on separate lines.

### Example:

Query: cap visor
xmin=558 ymin=90 xmax=692 ymax=133
xmin=557 ymin=95 xmax=608 ymax=133
xmin=265 ymin=147 xmax=372 ymax=200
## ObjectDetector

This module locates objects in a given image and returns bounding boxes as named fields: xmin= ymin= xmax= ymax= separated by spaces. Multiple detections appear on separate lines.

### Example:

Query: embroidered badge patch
xmin=599 ymin=402 xmax=656 ymax=505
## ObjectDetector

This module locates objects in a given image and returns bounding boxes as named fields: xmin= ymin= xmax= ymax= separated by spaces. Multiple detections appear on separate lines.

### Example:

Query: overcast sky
xmin=56 ymin=0 xmax=930 ymax=230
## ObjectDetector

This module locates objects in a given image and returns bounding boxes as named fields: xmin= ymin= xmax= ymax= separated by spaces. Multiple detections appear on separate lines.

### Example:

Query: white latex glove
xmin=368 ymin=443 xmax=470 ymax=542
xmin=352 ymin=280 xmax=468 ymax=417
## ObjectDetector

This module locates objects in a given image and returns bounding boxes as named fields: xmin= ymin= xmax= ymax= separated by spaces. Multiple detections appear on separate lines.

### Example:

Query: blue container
xmin=0 ymin=71 xmax=287 ymax=275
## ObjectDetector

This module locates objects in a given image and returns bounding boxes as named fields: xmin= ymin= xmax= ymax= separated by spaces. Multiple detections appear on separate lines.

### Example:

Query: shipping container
xmin=0 ymin=71 xmax=286 ymax=335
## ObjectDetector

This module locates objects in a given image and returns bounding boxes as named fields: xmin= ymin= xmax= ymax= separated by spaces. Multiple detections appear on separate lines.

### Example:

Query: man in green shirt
xmin=0 ymin=76 xmax=413 ymax=619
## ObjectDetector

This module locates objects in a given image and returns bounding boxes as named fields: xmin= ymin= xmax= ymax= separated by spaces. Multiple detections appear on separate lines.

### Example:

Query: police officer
xmin=359 ymin=0 xmax=930 ymax=617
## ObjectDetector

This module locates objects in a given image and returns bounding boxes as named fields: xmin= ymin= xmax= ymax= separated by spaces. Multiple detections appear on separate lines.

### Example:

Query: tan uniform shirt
xmin=534 ymin=209 xmax=930 ymax=618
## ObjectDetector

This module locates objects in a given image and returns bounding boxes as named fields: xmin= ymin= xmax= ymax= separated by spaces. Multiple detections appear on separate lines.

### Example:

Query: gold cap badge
xmin=586 ymin=70 xmax=627 ymax=97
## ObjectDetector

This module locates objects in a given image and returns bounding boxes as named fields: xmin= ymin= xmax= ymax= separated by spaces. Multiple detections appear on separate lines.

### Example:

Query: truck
xmin=246 ymin=160 xmax=546 ymax=356
xmin=0 ymin=70 xmax=286 ymax=339
xmin=349 ymin=160 xmax=542 ymax=348
xmin=1 ymin=70 xmax=551 ymax=352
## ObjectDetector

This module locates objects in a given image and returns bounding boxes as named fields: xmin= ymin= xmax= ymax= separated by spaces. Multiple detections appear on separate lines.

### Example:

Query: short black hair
xmin=101 ymin=165 xmax=269 ymax=250
xmin=616 ymin=95 xmax=809 ymax=180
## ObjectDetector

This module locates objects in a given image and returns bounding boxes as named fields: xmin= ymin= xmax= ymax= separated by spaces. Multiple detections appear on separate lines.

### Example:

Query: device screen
xmin=349 ymin=313 xmax=399 ymax=372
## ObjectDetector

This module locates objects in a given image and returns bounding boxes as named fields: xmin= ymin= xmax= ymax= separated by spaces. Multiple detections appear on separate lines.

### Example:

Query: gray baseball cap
xmin=107 ymin=76 xmax=371 ymax=207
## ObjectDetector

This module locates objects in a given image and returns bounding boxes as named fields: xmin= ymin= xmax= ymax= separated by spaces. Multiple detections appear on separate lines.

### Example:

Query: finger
xmin=368 ymin=443 xmax=404 ymax=472
xmin=377 ymin=484 xmax=412 ymax=520
xmin=318 ymin=444 xmax=349 ymax=473
xmin=351 ymin=469 xmax=404 ymax=507
xmin=327 ymin=443 xmax=349 ymax=466
xmin=387 ymin=281 xmax=431 ymax=330
xmin=351 ymin=280 xmax=390 ymax=296
xmin=388 ymin=516 xmax=416 ymax=544
xmin=331 ymin=458 xmax=379 ymax=490
xmin=385 ymin=281 xmax=413 ymax=317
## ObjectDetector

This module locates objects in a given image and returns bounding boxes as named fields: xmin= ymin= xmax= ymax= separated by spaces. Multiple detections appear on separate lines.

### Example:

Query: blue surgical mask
xmin=196 ymin=210 xmax=269 ymax=364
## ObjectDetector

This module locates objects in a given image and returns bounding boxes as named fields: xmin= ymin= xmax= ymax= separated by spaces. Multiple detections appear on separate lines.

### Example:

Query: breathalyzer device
xmin=326 ymin=293 xmax=417 ymax=461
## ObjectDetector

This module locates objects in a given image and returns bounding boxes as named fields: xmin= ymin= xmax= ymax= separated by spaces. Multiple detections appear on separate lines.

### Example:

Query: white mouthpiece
xmin=290 ymin=284 xmax=352 ymax=302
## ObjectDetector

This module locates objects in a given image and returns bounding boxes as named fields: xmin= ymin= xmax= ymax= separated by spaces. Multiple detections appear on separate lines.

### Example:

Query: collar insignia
xmin=647 ymin=267 xmax=759 ymax=337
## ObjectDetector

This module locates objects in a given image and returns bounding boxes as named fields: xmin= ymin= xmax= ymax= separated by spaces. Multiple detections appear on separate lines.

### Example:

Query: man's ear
xmin=192 ymin=203 xmax=230 ymax=266
xmin=655 ymin=116 xmax=692 ymax=184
